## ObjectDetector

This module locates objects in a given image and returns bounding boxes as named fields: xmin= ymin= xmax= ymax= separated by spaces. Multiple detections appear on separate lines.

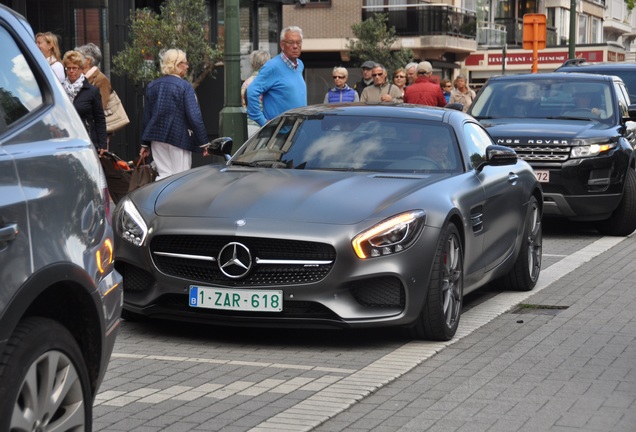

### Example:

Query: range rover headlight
xmin=119 ymin=198 xmax=148 ymax=247
xmin=570 ymin=142 xmax=616 ymax=158
xmin=352 ymin=210 xmax=425 ymax=259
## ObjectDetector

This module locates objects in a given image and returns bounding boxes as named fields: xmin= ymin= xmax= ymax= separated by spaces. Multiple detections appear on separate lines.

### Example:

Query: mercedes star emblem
xmin=218 ymin=242 xmax=252 ymax=279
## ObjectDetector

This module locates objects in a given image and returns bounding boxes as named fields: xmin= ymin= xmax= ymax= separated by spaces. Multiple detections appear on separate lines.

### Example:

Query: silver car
xmin=114 ymin=104 xmax=542 ymax=341
xmin=0 ymin=5 xmax=123 ymax=430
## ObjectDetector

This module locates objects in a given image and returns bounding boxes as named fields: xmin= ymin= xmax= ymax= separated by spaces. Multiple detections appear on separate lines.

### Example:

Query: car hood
xmin=153 ymin=167 xmax=443 ymax=224
xmin=479 ymin=118 xmax=613 ymax=141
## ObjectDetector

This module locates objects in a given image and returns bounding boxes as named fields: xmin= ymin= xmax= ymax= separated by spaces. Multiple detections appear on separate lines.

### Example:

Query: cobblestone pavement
xmin=94 ymin=226 xmax=635 ymax=432
xmin=312 ymin=235 xmax=636 ymax=432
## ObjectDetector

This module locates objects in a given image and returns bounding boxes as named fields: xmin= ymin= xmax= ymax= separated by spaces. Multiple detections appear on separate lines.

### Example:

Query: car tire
xmin=410 ymin=223 xmax=463 ymax=341
xmin=595 ymin=168 xmax=636 ymax=236
xmin=494 ymin=195 xmax=542 ymax=291
xmin=0 ymin=317 xmax=92 ymax=432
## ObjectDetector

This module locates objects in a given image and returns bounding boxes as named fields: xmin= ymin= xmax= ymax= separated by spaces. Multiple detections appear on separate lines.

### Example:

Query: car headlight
xmin=352 ymin=210 xmax=425 ymax=259
xmin=119 ymin=198 xmax=148 ymax=247
xmin=570 ymin=141 xmax=616 ymax=158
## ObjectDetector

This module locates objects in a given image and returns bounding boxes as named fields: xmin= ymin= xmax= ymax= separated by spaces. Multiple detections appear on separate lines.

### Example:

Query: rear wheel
xmin=410 ymin=224 xmax=463 ymax=341
xmin=0 ymin=317 xmax=92 ymax=432
xmin=595 ymin=168 xmax=636 ymax=236
xmin=494 ymin=196 xmax=542 ymax=291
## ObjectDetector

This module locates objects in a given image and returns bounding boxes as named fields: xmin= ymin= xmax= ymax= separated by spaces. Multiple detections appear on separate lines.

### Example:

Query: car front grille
xmin=348 ymin=276 xmax=405 ymax=308
xmin=509 ymin=145 xmax=571 ymax=162
xmin=150 ymin=235 xmax=336 ymax=287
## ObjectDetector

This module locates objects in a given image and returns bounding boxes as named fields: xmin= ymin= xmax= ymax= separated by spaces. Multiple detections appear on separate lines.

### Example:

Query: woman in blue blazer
xmin=139 ymin=48 xmax=209 ymax=180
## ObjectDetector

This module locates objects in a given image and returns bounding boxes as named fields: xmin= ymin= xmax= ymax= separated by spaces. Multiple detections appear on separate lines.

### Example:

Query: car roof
xmin=280 ymin=103 xmax=471 ymax=123
xmin=557 ymin=62 xmax=636 ymax=72
xmin=485 ymin=72 xmax=619 ymax=84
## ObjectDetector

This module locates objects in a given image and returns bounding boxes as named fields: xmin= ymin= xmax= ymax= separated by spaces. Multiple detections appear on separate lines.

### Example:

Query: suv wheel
xmin=0 ymin=317 xmax=92 ymax=432
xmin=595 ymin=168 xmax=636 ymax=236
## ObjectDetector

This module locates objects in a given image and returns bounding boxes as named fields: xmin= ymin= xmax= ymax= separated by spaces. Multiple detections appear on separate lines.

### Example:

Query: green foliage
xmin=347 ymin=13 xmax=414 ymax=75
xmin=626 ymin=0 xmax=634 ymax=11
xmin=112 ymin=0 xmax=222 ymax=88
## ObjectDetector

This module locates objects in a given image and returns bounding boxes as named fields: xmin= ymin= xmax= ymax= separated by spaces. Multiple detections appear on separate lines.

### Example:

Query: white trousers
xmin=151 ymin=141 xmax=192 ymax=181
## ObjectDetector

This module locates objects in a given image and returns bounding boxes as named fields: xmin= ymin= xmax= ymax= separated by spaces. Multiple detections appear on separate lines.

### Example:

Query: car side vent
xmin=471 ymin=207 xmax=484 ymax=233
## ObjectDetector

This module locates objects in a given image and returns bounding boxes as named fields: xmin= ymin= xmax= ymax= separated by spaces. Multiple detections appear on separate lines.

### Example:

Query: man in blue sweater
xmin=246 ymin=26 xmax=307 ymax=127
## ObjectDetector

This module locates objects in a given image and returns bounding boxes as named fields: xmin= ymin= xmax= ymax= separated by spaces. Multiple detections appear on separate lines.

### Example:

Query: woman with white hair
xmin=324 ymin=66 xmax=359 ymax=104
xmin=139 ymin=48 xmax=209 ymax=180
xmin=75 ymin=43 xmax=111 ymax=111
xmin=241 ymin=50 xmax=271 ymax=136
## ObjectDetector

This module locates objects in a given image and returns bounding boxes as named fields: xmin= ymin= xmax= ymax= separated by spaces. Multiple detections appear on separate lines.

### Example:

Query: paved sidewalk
xmin=311 ymin=235 xmax=636 ymax=432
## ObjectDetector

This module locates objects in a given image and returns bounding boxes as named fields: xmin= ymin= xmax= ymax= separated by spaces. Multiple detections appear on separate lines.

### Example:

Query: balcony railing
xmin=477 ymin=21 xmax=507 ymax=47
xmin=494 ymin=17 xmax=557 ymax=47
xmin=362 ymin=4 xmax=477 ymax=40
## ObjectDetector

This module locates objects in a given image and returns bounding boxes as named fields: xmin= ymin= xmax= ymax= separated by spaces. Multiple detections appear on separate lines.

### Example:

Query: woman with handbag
xmin=62 ymin=50 xmax=107 ymax=154
xmin=139 ymin=48 xmax=209 ymax=181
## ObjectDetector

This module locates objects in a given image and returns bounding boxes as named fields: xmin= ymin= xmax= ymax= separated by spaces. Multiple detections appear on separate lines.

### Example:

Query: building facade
xmin=284 ymin=0 xmax=635 ymax=98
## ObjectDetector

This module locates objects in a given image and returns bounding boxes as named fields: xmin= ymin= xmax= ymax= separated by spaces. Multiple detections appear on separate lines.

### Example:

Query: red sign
xmin=487 ymin=50 xmax=604 ymax=66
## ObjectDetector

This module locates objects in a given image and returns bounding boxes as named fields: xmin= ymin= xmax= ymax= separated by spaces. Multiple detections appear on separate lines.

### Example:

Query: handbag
xmin=100 ymin=151 xmax=132 ymax=204
xmin=105 ymin=90 xmax=130 ymax=134
xmin=128 ymin=156 xmax=157 ymax=193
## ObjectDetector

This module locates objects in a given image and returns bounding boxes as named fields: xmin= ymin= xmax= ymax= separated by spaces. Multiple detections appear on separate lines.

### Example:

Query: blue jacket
xmin=142 ymin=75 xmax=208 ymax=152
xmin=246 ymin=54 xmax=307 ymax=126
xmin=324 ymin=85 xmax=359 ymax=104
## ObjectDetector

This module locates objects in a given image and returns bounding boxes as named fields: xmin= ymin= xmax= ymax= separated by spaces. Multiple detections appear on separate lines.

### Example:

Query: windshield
xmin=230 ymin=115 xmax=463 ymax=173
xmin=470 ymin=78 xmax=615 ymax=123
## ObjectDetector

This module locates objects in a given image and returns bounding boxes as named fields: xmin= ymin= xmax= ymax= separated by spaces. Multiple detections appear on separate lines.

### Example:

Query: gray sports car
xmin=113 ymin=104 xmax=543 ymax=341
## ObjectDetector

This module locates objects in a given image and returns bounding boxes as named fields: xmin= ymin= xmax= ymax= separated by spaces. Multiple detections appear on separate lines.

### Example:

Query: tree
xmin=112 ymin=0 xmax=222 ymax=89
xmin=347 ymin=13 xmax=414 ymax=75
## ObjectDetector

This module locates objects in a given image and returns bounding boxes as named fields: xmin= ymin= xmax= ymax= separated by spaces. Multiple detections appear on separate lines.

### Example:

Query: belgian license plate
xmin=534 ymin=170 xmax=550 ymax=183
xmin=189 ymin=286 xmax=283 ymax=312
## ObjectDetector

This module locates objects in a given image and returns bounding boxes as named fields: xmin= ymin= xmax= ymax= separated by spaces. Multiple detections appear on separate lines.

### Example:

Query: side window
xmin=614 ymin=82 xmax=629 ymax=117
xmin=0 ymin=25 xmax=43 ymax=135
xmin=463 ymin=122 xmax=493 ymax=169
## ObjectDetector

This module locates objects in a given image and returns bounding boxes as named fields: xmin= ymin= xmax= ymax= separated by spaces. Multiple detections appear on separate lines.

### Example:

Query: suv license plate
xmin=189 ymin=286 xmax=283 ymax=312
xmin=534 ymin=170 xmax=549 ymax=183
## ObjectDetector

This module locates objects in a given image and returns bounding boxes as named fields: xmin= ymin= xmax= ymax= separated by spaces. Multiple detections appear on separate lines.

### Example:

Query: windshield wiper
xmin=229 ymin=160 xmax=258 ymax=167
xmin=230 ymin=160 xmax=288 ymax=168
xmin=545 ymin=116 xmax=596 ymax=121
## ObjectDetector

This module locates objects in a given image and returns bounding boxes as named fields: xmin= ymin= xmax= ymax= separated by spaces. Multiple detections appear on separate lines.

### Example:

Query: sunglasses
xmin=333 ymin=75 xmax=345 ymax=79
xmin=394 ymin=75 xmax=406 ymax=79
xmin=372 ymin=73 xmax=384 ymax=77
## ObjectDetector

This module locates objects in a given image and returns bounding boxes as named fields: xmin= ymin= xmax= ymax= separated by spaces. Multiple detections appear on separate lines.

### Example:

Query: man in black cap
xmin=354 ymin=61 xmax=376 ymax=97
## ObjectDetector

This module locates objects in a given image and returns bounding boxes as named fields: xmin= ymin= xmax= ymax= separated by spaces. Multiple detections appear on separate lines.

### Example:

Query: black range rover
xmin=468 ymin=72 xmax=636 ymax=235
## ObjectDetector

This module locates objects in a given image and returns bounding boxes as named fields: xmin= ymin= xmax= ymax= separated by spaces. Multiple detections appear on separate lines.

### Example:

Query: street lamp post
xmin=219 ymin=0 xmax=247 ymax=153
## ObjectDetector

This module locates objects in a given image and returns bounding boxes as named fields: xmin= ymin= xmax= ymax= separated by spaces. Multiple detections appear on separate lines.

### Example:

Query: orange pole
xmin=532 ymin=19 xmax=539 ymax=73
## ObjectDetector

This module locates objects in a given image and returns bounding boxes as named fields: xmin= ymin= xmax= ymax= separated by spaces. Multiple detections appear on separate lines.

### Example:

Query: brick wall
xmin=282 ymin=1 xmax=362 ymax=39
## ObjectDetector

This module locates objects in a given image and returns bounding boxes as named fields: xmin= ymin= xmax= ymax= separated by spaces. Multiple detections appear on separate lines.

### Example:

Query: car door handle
xmin=508 ymin=173 xmax=519 ymax=184
xmin=0 ymin=223 xmax=19 ymax=243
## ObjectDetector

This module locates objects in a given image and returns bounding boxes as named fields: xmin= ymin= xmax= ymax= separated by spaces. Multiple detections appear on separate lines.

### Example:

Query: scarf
xmin=63 ymin=74 xmax=85 ymax=103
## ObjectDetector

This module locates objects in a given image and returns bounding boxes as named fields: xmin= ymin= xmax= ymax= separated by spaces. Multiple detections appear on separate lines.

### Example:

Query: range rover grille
xmin=509 ymin=145 xmax=571 ymax=162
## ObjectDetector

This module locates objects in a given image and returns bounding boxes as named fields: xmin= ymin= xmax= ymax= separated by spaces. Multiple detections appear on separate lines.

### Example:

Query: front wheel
xmin=410 ymin=223 xmax=463 ymax=341
xmin=0 ymin=317 xmax=92 ymax=432
xmin=595 ymin=168 xmax=636 ymax=236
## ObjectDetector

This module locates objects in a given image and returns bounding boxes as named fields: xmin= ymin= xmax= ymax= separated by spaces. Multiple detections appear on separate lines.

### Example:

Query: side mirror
xmin=445 ymin=102 xmax=464 ymax=111
xmin=202 ymin=137 xmax=233 ymax=161
xmin=476 ymin=145 xmax=518 ymax=172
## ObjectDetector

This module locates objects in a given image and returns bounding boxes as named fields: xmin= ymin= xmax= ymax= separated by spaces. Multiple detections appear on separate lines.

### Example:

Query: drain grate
xmin=511 ymin=304 xmax=569 ymax=316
